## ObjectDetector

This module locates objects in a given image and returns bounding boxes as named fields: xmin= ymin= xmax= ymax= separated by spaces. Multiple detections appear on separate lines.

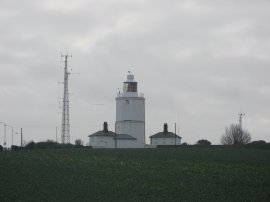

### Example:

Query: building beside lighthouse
xmin=115 ymin=72 xmax=145 ymax=147
xmin=150 ymin=123 xmax=182 ymax=146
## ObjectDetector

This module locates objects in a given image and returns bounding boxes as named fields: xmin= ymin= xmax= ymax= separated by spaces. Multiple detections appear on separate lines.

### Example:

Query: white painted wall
xmin=116 ymin=96 xmax=145 ymax=144
xmin=89 ymin=136 xmax=115 ymax=148
xmin=116 ymin=97 xmax=145 ymax=121
xmin=150 ymin=137 xmax=182 ymax=146
xmin=89 ymin=136 xmax=145 ymax=148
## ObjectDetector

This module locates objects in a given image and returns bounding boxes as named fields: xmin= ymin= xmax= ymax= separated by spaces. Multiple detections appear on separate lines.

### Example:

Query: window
xmin=126 ymin=100 xmax=129 ymax=104
xmin=124 ymin=82 xmax=137 ymax=92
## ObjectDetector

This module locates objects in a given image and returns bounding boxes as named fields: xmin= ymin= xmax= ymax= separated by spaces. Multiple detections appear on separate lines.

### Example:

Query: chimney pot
xmin=163 ymin=123 xmax=168 ymax=133
xmin=103 ymin=122 xmax=108 ymax=132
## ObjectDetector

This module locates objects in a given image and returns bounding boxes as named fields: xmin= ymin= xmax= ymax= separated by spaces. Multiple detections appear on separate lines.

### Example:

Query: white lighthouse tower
xmin=116 ymin=72 xmax=145 ymax=145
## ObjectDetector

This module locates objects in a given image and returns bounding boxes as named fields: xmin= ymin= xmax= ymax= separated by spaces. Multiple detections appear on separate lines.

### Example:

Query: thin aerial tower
xmin=61 ymin=54 xmax=72 ymax=144
xmin=238 ymin=112 xmax=245 ymax=131
xmin=238 ymin=112 xmax=245 ymax=138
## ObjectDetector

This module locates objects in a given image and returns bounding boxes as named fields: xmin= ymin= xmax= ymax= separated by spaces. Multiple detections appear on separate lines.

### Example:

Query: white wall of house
xmin=89 ymin=136 xmax=115 ymax=148
xmin=89 ymin=136 xmax=145 ymax=148
xmin=150 ymin=137 xmax=181 ymax=146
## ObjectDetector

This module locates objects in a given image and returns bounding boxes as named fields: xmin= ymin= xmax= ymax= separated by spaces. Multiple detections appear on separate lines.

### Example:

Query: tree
xmin=75 ymin=139 xmax=83 ymax=147
xmin=221 ymin=124 xmax=251 ymax=145
xmin=197 ymin=139 xmax=211 ymax=145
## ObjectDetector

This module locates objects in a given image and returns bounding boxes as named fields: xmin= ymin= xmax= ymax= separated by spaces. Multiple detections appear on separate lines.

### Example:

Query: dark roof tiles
xmin=150 ymin=132 xmax=182 ymax=139
xmin=114 ymin=134 xmax=136 ymax=140
xmin=88 ymin=131 xmax=137 ymax=140
xmin=88 ymin=131 xmax=115 ymax=137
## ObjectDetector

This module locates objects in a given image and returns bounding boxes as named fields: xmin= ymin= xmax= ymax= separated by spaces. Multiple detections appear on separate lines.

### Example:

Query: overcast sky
xmin=1 ymin=0 xmax=270 ymax=146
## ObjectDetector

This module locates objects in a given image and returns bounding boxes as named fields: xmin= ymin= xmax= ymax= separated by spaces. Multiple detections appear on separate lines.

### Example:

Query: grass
xmin=0 ymin=147 xmax=270 ymax=201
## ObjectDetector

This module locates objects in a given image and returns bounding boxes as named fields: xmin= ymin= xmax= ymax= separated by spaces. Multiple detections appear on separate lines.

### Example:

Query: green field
xmin=0 ymin=148 xmax=270 ymax=202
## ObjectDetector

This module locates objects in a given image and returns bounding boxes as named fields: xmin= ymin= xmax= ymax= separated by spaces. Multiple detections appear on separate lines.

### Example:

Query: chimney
xmin=163 ymin=123 xmax=168 ymax=133
xmin=103 ymin=122 xmax=108 ymax=132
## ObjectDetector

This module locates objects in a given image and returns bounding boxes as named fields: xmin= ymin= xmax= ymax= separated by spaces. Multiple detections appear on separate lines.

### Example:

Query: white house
xmin=150 ymin=123 xmax=182 ymax=146
xmin=115 ymin=72 xmax=145 ymax=145
xmin=88 ymin=122 xmax=115 ymax=148
xmin=88 ymin=122 xmax=144 ymax=148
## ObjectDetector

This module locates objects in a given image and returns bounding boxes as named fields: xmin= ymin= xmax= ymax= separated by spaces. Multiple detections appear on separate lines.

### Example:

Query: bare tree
xmin=221 ymin=124 xmax=251 ymax=145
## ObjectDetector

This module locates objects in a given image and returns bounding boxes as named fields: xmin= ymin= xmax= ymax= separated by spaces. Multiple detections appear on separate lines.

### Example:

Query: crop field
xmin=0 ymin=147 xmax=270 ymax=202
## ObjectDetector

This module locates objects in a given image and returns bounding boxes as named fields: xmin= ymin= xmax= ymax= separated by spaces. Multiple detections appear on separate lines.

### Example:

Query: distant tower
xmin=116 ymin=72 xmax=145 ymax=144
xmin=238 ymin=112 xmax=245 ymax=137
xmin=238 ymin=112 xmax=245 ymax=130
xmin=61 ymin=54 xmax=71 ymax=144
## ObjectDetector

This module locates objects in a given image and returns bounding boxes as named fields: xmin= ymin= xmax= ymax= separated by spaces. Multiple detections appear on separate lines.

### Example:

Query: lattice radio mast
xmin=61 ymin=54 xmax=72 ymax=144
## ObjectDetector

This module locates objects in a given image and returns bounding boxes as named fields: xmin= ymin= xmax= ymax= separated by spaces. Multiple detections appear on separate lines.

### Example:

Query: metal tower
xmin=61 ymin=54 xmax=71 ymax=144
xmin=238 ymin=112 xmax=245 ymax=131
xmin=238 ymin=112 xmax=245 ymax=137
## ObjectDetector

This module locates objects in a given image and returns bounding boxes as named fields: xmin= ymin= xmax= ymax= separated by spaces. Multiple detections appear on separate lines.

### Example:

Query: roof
xmin=88 ymin=130 xmax=115 ymax=137
xmin=114 ymin=134 xmax=136 ymax=140
xmin=149 ymin=132 xmax=182 ymax=139
xmin=88 ymin=131 xmax=136 ymax=140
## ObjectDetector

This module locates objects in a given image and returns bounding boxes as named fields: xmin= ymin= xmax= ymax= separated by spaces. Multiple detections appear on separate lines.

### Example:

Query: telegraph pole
xmin=11 ymin=126 xmax=13 ymax=146
xmin=56 ymin=126 xmax=58 ymax=143
xmin=61 ymin=54 xmax=71 ymax=144
xmin=21 ymin=128 xmax=23 ymax=147
xmin=0 ymin=122 xmax=7 ymax=146
xmin=174 ymin=122 xmax=177 ymax=147
xmin=4 ymin=123 xmax=7 ymax=147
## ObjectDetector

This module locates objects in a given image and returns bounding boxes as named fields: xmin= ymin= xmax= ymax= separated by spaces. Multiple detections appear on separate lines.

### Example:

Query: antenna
xmin=60 ymin=54 xmax=72 ymax=144
xmin=238 ymin=112 xmax=245 ymax=130
xmin=238 ymin=112 xmax=245 ymax=138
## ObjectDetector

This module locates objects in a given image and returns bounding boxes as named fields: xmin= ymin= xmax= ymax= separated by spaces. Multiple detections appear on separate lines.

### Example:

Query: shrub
xmin=75 ymin=139 xmax=83 ymax=148
xmin=11 ymin=145 xmax=21 ymax=151
xmin=197 ymin=139 xmax=211 ymax=146
xmin=35 ymin=140 xmax=59 ymax=149
xmin=25 ymin=141 xmax=36 ymax=150
xmin=245 ymin=140 xmax=270 ymax=149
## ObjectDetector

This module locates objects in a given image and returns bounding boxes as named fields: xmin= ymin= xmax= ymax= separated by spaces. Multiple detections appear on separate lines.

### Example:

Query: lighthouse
xmin=116 ymin=72 xmax=145 ymax=145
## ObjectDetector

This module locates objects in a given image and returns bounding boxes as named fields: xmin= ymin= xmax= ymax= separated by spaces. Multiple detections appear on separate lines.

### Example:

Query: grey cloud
xmin=1 ymin=0 xmax=270 ymax=145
